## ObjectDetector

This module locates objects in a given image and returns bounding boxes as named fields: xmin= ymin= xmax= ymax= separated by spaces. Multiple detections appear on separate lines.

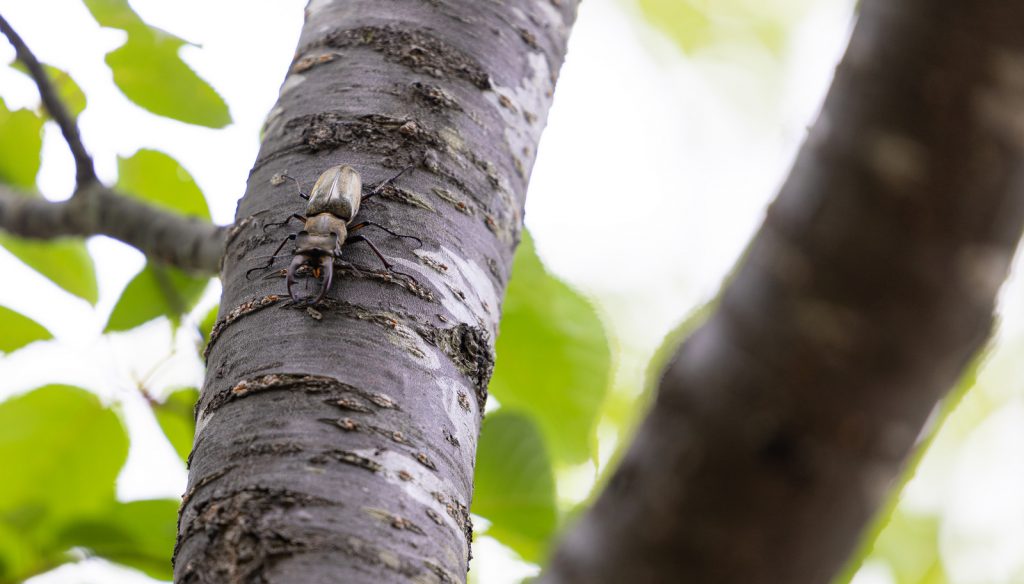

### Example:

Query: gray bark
xmin=174 ymin=1 xmax=577 ymax=583
xmin=544 ymin=1 xmax=1024 ymax=583
xmin=0 ymin=182 xmax=227 ymax=273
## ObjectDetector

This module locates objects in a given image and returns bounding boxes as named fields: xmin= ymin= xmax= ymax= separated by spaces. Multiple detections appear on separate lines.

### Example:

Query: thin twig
xmin=0 ymin=13 xmax=98 ymax=187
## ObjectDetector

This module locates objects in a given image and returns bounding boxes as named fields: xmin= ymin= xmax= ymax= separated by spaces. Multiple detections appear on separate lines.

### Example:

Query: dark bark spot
xmin=322 ymin=26 xmax=491 ymax=90
xmin=411 ymin=81 xmax=463 ymax=111
xmin=175 ymin=487 xmax=331 ymax=583
xmin=284 ymin=113 xmax=443 ymax=175
xmin=758 ymin=429 xmax=813 ymax=486
xmin=309 ymin=449 xmax=382 ymax=473
xmin=417 ymin=323 xmax=494 ymax=410
xmin=203 ymin=374 xmax=362 ymax=415
xmin=415 ymin=452 xmax=438 ymax=470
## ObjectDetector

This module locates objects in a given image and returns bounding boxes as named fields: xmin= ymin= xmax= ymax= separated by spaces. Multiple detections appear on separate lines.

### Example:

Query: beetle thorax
xmin=296 ymin=213 xmax=347 ymax=255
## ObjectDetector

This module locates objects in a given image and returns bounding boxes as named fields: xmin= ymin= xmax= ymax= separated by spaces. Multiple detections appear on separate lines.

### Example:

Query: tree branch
xmin=0 ymin=12 xmax=98 ymax=187
xmin=543 ymin=1 xmax=1024 ymax=582
xmin=0 ymin=183 xmax=226 ymax=274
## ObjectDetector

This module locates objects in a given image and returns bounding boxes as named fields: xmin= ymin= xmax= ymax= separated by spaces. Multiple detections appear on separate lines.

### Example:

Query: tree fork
xmin=175 ymin=1 xmax=578 ymax=583
xmin=543 ymin=1 xmax=1024 ymax=582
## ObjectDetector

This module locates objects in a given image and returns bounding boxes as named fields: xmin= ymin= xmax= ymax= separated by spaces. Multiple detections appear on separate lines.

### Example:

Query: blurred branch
xmin=0 ymin=182 xmax=226 ymax=274
xmin=543 ymin=1 xmax=1024 ymax=582
xmin=0 ymin=12 xmax=97 ymax=186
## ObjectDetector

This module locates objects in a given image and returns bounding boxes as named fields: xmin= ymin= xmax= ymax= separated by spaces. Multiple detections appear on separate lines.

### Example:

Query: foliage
xmin=81 ymin=0 xmax=231 ymax=128
xmin=152 ymin=387 xmax=199 ymax=463
xmin=0 ymin=25 xmax=220 ymax=579
xmin=473 ymin=411 xmax=558 ymax=563
xmin=487 ymin=232 xmax=610 ymax=466
xmin=633 ymin=0 xmax=814 ymax=56
xmin=0 ymin=305 xmax=51 ymax=354
xmin=0 ymin=386 xmax=177 ymax=582
xmin=0 ymin=97 xmax=98 ymax=304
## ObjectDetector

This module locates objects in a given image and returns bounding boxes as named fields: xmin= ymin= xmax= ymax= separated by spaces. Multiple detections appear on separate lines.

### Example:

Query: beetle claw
xmin=286 ymin=255 xmax=305 ymax=303
xmin=312 ymin=255 xmax=334 ymax=305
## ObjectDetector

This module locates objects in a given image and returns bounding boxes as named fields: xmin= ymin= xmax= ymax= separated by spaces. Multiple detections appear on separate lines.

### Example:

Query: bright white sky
xmin=1 ymin=1 xmax=1022 ymax=583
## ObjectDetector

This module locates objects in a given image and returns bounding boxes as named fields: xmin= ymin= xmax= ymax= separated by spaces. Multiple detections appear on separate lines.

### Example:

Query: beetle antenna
xmin=363 ymin=164 xmax=416 ymax=201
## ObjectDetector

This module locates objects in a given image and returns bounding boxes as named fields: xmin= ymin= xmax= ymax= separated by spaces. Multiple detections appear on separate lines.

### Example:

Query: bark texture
xmin=544 ymin=1 xmax=1024 ymax=583
xmin=175 ymin=1 xmax=577 ymax=582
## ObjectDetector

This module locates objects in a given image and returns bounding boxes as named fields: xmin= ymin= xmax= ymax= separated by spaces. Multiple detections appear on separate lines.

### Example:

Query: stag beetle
xmin=247 ymin=164 xmax=421 ymax=305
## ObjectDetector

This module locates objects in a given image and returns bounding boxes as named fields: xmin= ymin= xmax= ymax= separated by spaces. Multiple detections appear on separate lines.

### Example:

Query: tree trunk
xmin=173 ymin=2 xmax=577 ymax=582
xmin=543 ymin=1 xmax=1024 ymax=583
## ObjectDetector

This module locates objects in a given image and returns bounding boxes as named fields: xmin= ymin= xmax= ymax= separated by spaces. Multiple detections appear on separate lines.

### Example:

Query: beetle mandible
xmin=247 ymin=164 xmax=421 ymax=305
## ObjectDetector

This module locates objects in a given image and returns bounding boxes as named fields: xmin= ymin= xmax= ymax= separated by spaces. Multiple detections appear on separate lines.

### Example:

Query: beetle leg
xmin=361 ymin=165 xmax=415 ymax=202
xmin=245 ymin=233 xmax=296 ymax=279
xmin=286 ymin=255 xmax=307 ymax=302
xmin=346 ymin=234 xmax=419 ymax=283
xmin=312 ymin=255 xmax=335 ymax=305
xmin=263 ymin=213 xmax=306 ymax=232
xmin=348 ymin=221 xmax=423 ymax=248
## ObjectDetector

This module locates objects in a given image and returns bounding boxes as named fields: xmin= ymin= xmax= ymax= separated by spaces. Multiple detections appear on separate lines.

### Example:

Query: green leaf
xmin=83 ymin=0 xmax=230 ymax=127
xmin=0 ymin=521 xmax=41 ymax=582
xmin=0 ymin=386 xmax=128 ymax=547
xmin=105 ymin=33 xmax=230 ymax=127
xmin=117 ymin=149 xmax=210 ymax=220
xmin=636 ymin=0 xmax=811 ymax=57
xmin=0 ymin=97 xmax=43 ymax=188
xmin=59 ymin=499 xmax=178 ymax=580
xmin=80 ymin=0 xmax=146 ymax=32
xmin=199 ymin=304 xmax=219 ymax=341
xmin=0 ymin=235 xmax=100 ymax=305
xmin=152 ymin=387 xmax=198 ymax=462
xmin=198 ymin=304 xmax=219 ymax=355
xmin=0 ymin=305 xmax=52 ymax=354
xmin=637 ymin=0 xmax=714 ymax=53
xmin=488 ymin=232 xmax=610 ymax=464
xmin=10 ymin=61 xmax=87 ymax=119
xmin=869 ymin=512 xmax=948 ymax=584
xmin=473 ymin=411 xmax=557 ymax=563
xmin=0 ymin=98 xmax=99 ymax=304
xmin=105 ymin=263 xmax=209 ymax=332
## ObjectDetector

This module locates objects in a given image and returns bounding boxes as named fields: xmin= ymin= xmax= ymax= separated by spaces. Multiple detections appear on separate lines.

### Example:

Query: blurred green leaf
xmin=488 ymin=231 xmax=610 ymax=465
xmin=59 ymin=499 xmax=178 ymax=580
xmin=637 ymin=0 xmax=713 ymax=53
xmin=871 ymin=511 xmax=948 ymax=584
xmin=10 ymin=61 xmax=87 ymax=118
xmin=198 ymin=304 xmax=219 ymax=345
xmin=0 ymin=236 xmax=100 ymax=305
xmin=0 ymin=98 xmax=99 ymax=304
xmin=82 ymin=0 xmax=231 ymax=127
xmin=117 ymin=149 xmax=210 ymax=220
xmin=0 ymin=97 xmax=43 ymax=188
xmin=152 ymin=387 xmax=198 ymax=462
xmin=474 ymin=411 xmax=557 ymax=563
xmin=80 ymin=0 xmax=146 ymax=31
xmin=635 ymin=0 xmax=812 ymax=57
xmin=105 ymin=263 xmax=209 ymax=332
xmin=0 ymin=305 xmax=52 ymax=354
xmin=110 ymin=150 xmax=212 ymax=328
xmin=0 ymin=386 xmax=128 ymax=565
xmin=0 ymin=521 xmax=41 ymax=582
